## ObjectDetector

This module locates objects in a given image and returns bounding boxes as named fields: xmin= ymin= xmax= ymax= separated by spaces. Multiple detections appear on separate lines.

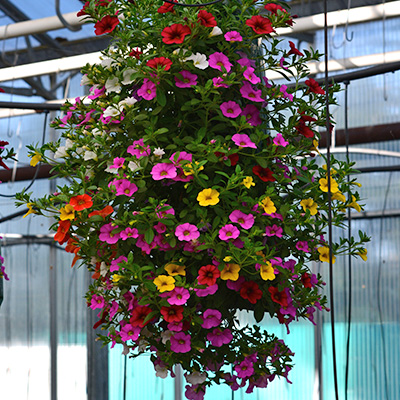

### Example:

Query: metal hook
xmin=344 ymin=0 xmax=354 ymax=42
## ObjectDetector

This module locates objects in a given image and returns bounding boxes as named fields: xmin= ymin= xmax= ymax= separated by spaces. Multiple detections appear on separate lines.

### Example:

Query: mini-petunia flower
xmin=245 ymin=15 xmax=274 ymax=35
xmin=175 ymin=223 xmax=200 ymax=242
xmin=146 ymin=56 xmax=172 ymax=71
xmin=243 ymin=66 xmax=261 ymax=84
xmin=240 ymin=81 xmax=264 ymax=102
xmin=198 ymin=264 xmax=220 ymax=286
xmin=208 ymin=52 xmax=233 ymax=72
xmin=165 ymin=263 xmax=186 ymax=276
xmin=318 ymin=246 xmax=336 ymax=264
xmin=234 ymin=359 xmax=254 ymax=379
xmin=231 ymin=133 xmax=257 ymax=149
xmin=273 ymin=133 xmax=289 ymax=147
xmin=240 ymin=281 xmax=262 ymax=304
xmin=265 ymin=224 xmax=283 ymax=238
xmin=115 ymin=180 xmax=138 ymax=197
xmin=218 ymin=224 xmax=240 ymax=241
xmin=300 ymin=198 xmax=318 ymax=215
xmin=220 ymin=263 xmax=241 ymax=281
xmin=197 ymin=188 xmax=220 ymax=206
xmin=201 ymin=309 xmax=221 ymax=329
xmin=259 ymin=261 xmax=275 ymax=281
xmin=120 ymin=324 xmax=140 ymax=342
xmin=229 ymin=210 xmax=254 ymax=229
xmin=253 ymin=165 xmax=275 ymax=182
xmin=69 ymin=194 xmax=93 ymax=211
xmin=127 ymin=138 xmax=151 ymax=159
xmin=185 ymin=52 xmax=209 ymax=69
xmin=207 ymin=328 xmax=233 ymax=347
xmin=161 ymin=305 xmax=183 ymax=323
xmin=224 ymin=30 xmax=243 ymax=42
xmin=94 ymin=15 xmax=119 ymax=36
xmin=220 ymin=101 xmax=242 ymax=118
xmin=197 ymin=9 xmax=217 ymax=27
xmin=212 ymin=77 xmax=230 ymax=88
xmin=175 ymin=70 xmax=198 ymax=88
xmin=151 ymin=163 xmax=178 ymax=180
xmin=170 ymin=332 xmax=191 ymax=353
xmin=120 ymin=227 xmax=139 ymax=241
xmin=241 ymin=104 xmax=262 ymax=126
xmin=296 ymin=241 xmax=309 ymax=252
xmin=154 ymin=275 xmax=176 ymax=292
xmin=242 ymin=176 xmax=255 ymax=189
xmin=99 ymin=223 xmax=120 ymax=244
xmin=60 ymin=204 xmax=75 ymax=221
xmin=319 ymin=177 xmax=339 ymax=193
xmin=260 ymin=197 xmax=276 ymax=214
xmin=167 ymin=287 xmax=190 ymax=305
xmin=162 ymin=23 xmax=191 ymax=44
xmin=137 ymin=79 xmax=157 ymax=100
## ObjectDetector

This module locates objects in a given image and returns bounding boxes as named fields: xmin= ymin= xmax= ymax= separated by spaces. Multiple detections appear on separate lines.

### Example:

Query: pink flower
xmin=201 ymin=309 xmax=221 ymax=329
xmin=156 ymin=204 xmax=175 ymax=219
xmin=208 ymin=52 xmax=232 ymax=72
xmin=273 ymin=133 xmax=289 ymax=147
xmin=279 ymin=56 xmax=288 ymax=70
xmin=168 ymin=321 xmax=183 ymax=332
xmin=99 ymin=223 xmax=120 ymax=244
xmin=241 ymin=104 xmax=262 ymax=126
xmin=115 ymin=180 xmax=138 ymax=197
xmin=231 ymin=133 xmax=257 ymax=149
xmin=170 ymin=332 xmax=191 ymax=353
xmin=226 ymin=276 xmax=245 ymax=291
xmin=212 ymin=77 xmax=230 ymax=88
xmin=90 ymin=294 xmax=105 ymax=310
xmin=175 ymin=223 xmax=200 ymax=242
xmin=224 ymin=30 xmax=243 ymax=42
xmin=151 ymin=163 xmax=178 ymax=180
xmin=127 ymin=138 xmax=151 ymax=158
xmin=207 ymin=328 xmax=233 ymax=347
xmin=185 ymin=384 xmax=206 ymax=400
xmin=240 ymin=81 xmax=264 ymax=102
xmin=110 ymin=157 xmax=125 ymax=169
xmin=175 ymin=70 xmax=198 ymax=88
xmin=243 ymin=67 xmax=261 ymax=84
xmin=234 ymin=359 xmax=254 ymax=378
xmin=280 ymin=84 xmax=293 ymax=101
xmin=218 ymin=224 xmax=240 ymax=241
xmin=265 ymin=224 xmax=283 ymax=238
xmin=154 ymin=222 xmax=167 ymax=233
xmin=167 ymin=287 xmax=190 ymax=305
xmin=229 ymin=210 xmax=254 ymax=229
xmin=137 ymin=78 xmax=156 ymax=100
xmin=109 ymin=301 xmax=119 ymax=319
xmin=220 ymin=101 xmax=242 ymax=118
xmin=120 ymin=324 xmax=140 ymax=342
xmin=110 ymin=255 xmax=127 ymax=272
xmin=135 ymin=235 xmax=156 ymax=254
xmin=195 ymin=283 xmax=218 ymax=297
xmin=296 ymin=240 xmax=309 ymax=252
xmin=120 ymin=227 xmax=139 ymax=240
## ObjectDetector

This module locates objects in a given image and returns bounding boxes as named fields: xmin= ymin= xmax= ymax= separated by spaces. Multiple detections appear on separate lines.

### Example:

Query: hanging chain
xmin=162 ymin=0 xmax=224 ymax=7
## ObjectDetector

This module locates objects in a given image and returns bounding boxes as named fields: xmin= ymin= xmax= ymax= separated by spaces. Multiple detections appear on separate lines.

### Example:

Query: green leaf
xmin=144 ymin=228 xmax=154 ymax=245
xmin=156 ymin=89 xmax=166 ymax=107
xmin=254 ymin=302 xmax=265 ymax=323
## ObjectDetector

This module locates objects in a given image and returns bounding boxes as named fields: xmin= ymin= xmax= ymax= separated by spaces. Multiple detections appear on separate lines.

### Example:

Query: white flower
xmin=80 ymin=74 xmax=91 ymax=86
xmin=83 ymin=150 xmax=97 ymax=161
xmin=155 ymin=365 xmax=168 ymax=379
xmin=54 ymin=146 xmax=67 ymax=159
xmin=127 ymin=161 xmax=141 ymax=172
xmin=118 ymin=97 xmax=137 ymax=110
xmin=103 ymin=105 xmax=120 ymax=118
xmin=161 ymin=330 xmax=173 ymax=344
xmin=105 ymin=77 xmax=121 ymax=94
xmin=100 ymin=262 xmax=108 ymax=277
xmin=105 ymin=163 xmax=119 ymax=174
xmin=65 ymin=139 xmax=74 ymax=149
xmin=100 ymin=58 xmax=114 ymax=69
xmin=138 ymin=339 xmax=149 ymax=352
xmin=186 ymin=371 xmax=207 ymax=385
xmin=209 ymin=26 xmax=223 ymax=37
xmin=153 ymin=147 xmax=165 ymax=157
xmin=92 ymin=128 xmax=105 ymax=137
xmin=121 ymin=68 xmax=137 ymax=85
xmin=173 ymin=48 xmax=188 ymax=57
xmin=185 ymin=53 xmax=208 ymax=70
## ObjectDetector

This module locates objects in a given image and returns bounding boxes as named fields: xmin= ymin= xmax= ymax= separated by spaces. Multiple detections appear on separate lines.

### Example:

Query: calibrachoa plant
xmin=16 ymin=0 xmax=369 ymax=397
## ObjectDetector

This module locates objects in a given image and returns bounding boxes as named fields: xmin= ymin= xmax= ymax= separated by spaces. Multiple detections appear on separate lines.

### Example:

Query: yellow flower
xmin=242 ymin=176 xmax=255 ymax=189
xmin=332 ymin=191 xmax=346 ymax=202
xmin=23 ymin=203 xmax=37 ymax=218
xmin=112 ymin=274 xmax=124 ymax=283
xmin=220 ymin=263 xmax=241 ymax=281
xmin=312 ymin=139 xmax=321 ymax=155
xmin=164 ymin=263 xmax=186 ymax=276
xmin=223 ymin=256 xmax=232 ymax=262
xmin=30 ymin=152 xmax=42 ymax=167
xmin=183 ymin=162 xmax=204 ymax=176
xmin=353 ymin=182 xmax=362 ymax=187
xmin=349 ymin=195 xmax=361 ymax=212
xmin=59 ymin=204 xmax=75 ymax=221
xmin=319 ymin=177 xmax=339 ymax=193
xmin=322 ymin=165 xmax=337 ymax=174
xmin=357 ymin=248 xmax=368 ymax=262
xmin=260 ymin=261 xmax=275 ymax=281
xmin=197 ymin=188 xmax=220 ymax=206
xmin=317 ymin=246 xmax=336 ymax=264
xmin=153 ymin=275 xmax=175 ymax=292
xmin=300 ymin=198 xmax=318 ymax=216
xmin=260 ymin=197 xmax=276 ymax=214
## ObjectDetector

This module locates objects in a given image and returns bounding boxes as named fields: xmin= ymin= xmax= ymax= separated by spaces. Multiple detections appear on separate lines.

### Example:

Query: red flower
xmin=69 ymin=194 xmax=93 ymax=211
xmin=129 ymin=48 xmax=143 ymax=59
xmin=268 ymin=287 xmax=289 ymax=307
xmin=245 ymin=15 xmax=274 ymax=35
xmin=146 ymin=57 xmax=173 ymax=71
xmin=161 ymin=305 xmax=184 ymax=323
xmin=240 ymin=281 xmax=262 ymax=304
xmin=54 ymin=220 xmax=71 ymax=244
xmin=130 ymin=306 xmax=152 ymax=327
xmin=301 ymin=273 xmax=312 ymax=288
xmin=88 ymin=205 xmax=114 ymax=219
xmin=94 ymin=15 xmax=120 ymax=36
xmin=287 ymin=41 xmax=304 ymax=57
xmin=77 ymin=1 xmax=89 ymax=17
xmin=305 ymin=78 xmax=325 ymax=95
xmin=228 ymin=153 xmax=239 ymax=166
xmin=0 ymin=88 xmax=4 ymax=93
xmin=198 ymin=264 xmax=220 ymax=286
xmin=162 ymin=24 xmax=191 ymax=45
xmin=158 ymin=1 xmax=176 ymax=14
xmin=198 ymin=9 xmax=217 ymax=27
xmin=295 ymin=120 xmax=314 ymax=138
xmin=252 ymin=165 xmax=275 ymax=182
xmin=264 ymin=4 xmax=286 ymax=14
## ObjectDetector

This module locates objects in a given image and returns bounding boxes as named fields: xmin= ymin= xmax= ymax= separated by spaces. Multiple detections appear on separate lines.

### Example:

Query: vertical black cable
xmin=323 ymin=1 xmax=339 ymax=399
xmin=123 ymin=354 xmax=127 ymax=400
xmin=343 ymin=81 xmax=352 ymax=400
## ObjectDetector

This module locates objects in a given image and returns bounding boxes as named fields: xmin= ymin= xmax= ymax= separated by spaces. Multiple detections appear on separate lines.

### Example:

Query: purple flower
xmin=109 ymin=301 xmax=119 ymax=319
xmin=218 ymin=224 xmax=240 ymax=241
xmin=195 ymin=283 xmax=218 ymax=297
xmin=137 ymin=78 xmax=156 ymax=100
xmin=90 ymin=294 xmax=105 ymax=310
xmin=296 ymin=240 xmax=309 ymax=252
xmin=120 ymin=227 xmax=139 ymax=240
xmin=224 ymin=30 xmax=243 ymax=42
xmin=265 ymin=224 xmax=283 ymax=238
xmin=170 ymin=332 xmax=191 ymax=353
xmin=280 ymin=84 xmax=293 ymax=101
xmin=167 ymin=287 xmax=190 ymax=305
xmin=220 ymin=101 xmax=242 ymax=118
xmin=99 ymin=223 xmax=120 ymax=244
xmin=279 ymin=56 xmax=288 ymax=70
xmin=168 ymin=321 xmax=183 ymax=332
xmin=185 ymin=384 xmax=206 ymax=400
xmin=241 ymin=104 xmax=262 ymax=126
xmin=175 ymin=70 xmax=198 ymax=88
xmin=234 ymin=359 xmax=254 ymax=378
xmin=212 ymin=77 xmax=230 ymax=88
xmin=226 ymin=276 xmax=245 ymax=291
xmin=273 ymin=133 xmax=289 ymax=147
xmin=120 ymin=324 xmax=140 ymax=342
xmin=231 ymin=133 xmax=257 ymax=149
xmin=243 ymin=66 xmax=261 ymax=84
xmin=175 ymin=223 xmax=200 ymax=242
xmin=208 ymin=52 xmax=232 ymax=72
xmin=207 ymin=328 xmax=233 ymax=347
xmin=201 ymin=309 xmax=222 ymax=329
xmin=151 ymin=163 xmax=178 ymax=180
xmin=240 ymin=81 xmax=264 ymax=102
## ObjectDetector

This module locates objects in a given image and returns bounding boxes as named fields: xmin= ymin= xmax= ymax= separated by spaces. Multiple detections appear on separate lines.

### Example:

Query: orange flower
xmin=69 ymin=194 xmax=93 ymax=211
xmin=54 ymin=220 xmax=71 ymax=244
xmin=88 ymin=205 xmax=114 ymax=218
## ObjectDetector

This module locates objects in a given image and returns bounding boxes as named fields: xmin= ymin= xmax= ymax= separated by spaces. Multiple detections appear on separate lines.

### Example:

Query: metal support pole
xmin=174 ymin=364 xmax=182 ymax=400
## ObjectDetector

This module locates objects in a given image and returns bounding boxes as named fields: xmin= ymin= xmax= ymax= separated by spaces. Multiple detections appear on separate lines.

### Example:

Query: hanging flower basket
xmin=17 ymin=0 xmax=369 ymax=398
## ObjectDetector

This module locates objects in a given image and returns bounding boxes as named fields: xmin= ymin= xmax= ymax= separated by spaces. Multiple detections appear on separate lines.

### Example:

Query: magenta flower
xmin=234 ymin=359 xmax=254 ymax=378
xmin=241 ymin=104 xmax=262 ymax=126
xmin=231 ymin=133 xmax=257 ymax=149
xmin=296 ymin=240 xmax=309 ymax=252
xmin=273 ymin=133 xmax=289 ymax=147
xmin=195 ymin=283 xmax=218 ymax=297
xmin=208 ymin=52 xmax=233 ymax=72
xmin=154 ymin=222 xmax=167 ymax=233
xmin=109 ymin=300 xmax=119 ymax=319
xmin=127 ymin=138 xmax=151 ymax=158
xmin=175 ymin=70 xmax=198 ymax=88
xmin=175 ymin=223 xmax=200 ymax=242
xmin=151 ymin=163 xmax=178 ymax=180
xmin=207 ymin=328 xmax=233 ymax=347
xmin=185 ymin=384 xmax=206 ymax=400
xmin=120 ymin=324 xmax=140 ymax=342
xmin=168 ymin=321 xmax=183 ymax=332
xmin=90 ymin=294 xmax=105 ymax=310
xmin=135 ymin=235 xmax=156 ymax=254
xmin=120 ymin=227 xmax=139 ymax=240
xmin=170 ymin=332 xmax=192 ymax=353
xmin=110 ymin=157 xmax=125 ymax=169
xmin=99 ymin=223 xmax=120 ymax=244
xmin=243 ymin=67 xmax=261 ymax=84
xmin=265 ymin=224 xmax=283 ymax=238
xmin=212 ymin=77 xmax=230 ymax=88
xmin=201 ymin=309 xmax=222 ymax=329
xmin=137 ymin=78 xmax=157 ymax=100
xmin=167 ymin=287 xmax=190 ymax=305
xmin=224 ymin=30 xmax=243 ymax=42
xmin=220 ymin=101 xmax=242 ymax=118
xmin=226 ymin=276 xmax=245 ymax=291
xmin=280 ymin=84 xmax=293 ymax=101
xmin=279 ymin=56 xmax=288 ymax=70
xmin=155 ymin=204 xmax=175 ymax=219
xmin=240 ymin=81 xmax=264 ymax=102
xmin=115 ymin=180 xmax=138 ymax=197
xmin=110 ymin=255 xmax=128 ymax=272
xmin=218 ymin=224 xmax=240 ymax=241
xmin=169 ymin=151 xmax=193 ymax=165
xmin=229 ymin=210 xmax=255 ymax=229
